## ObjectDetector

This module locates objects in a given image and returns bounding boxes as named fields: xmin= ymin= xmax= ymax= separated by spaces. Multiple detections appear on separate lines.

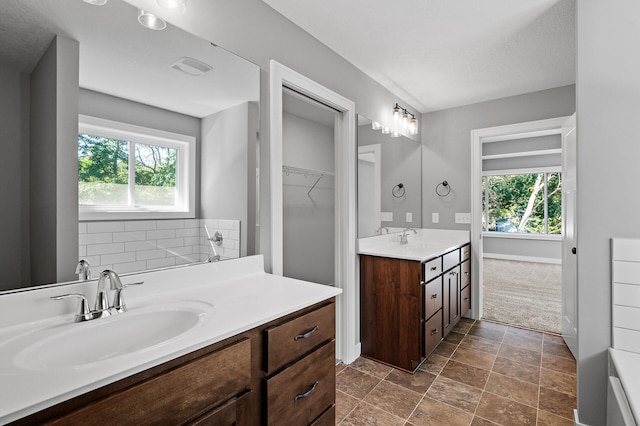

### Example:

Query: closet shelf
xmin=282 ymin=165 xmax=334 ymax=178
xmin=282 ymin=165 xmax=334 ymax=196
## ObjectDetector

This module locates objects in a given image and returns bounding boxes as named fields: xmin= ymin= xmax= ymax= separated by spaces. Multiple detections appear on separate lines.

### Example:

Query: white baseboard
xmin=483 ymin=252 xmax=561 ymax=265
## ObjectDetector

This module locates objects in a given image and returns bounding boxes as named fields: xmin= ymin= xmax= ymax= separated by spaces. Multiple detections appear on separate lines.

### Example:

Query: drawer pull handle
xmin=430 ymin=328 xmax=439 ymax=336
xmin=294 ymin=381 xmax=318 ymax=401
xmin=294 ymin=325 xmax=318 ymax=341
xmin=430 ymin=294 xmax=438 ymax=299
xmin=464 ymin=297 xmax=469 ymax=301
xmin=465 ymin=272 xmax=469 ymax=276
xmin=430 ymin=266 xmax=437 ymax=271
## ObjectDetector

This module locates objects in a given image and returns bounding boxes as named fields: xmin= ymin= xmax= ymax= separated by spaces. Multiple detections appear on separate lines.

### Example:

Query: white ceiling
xmin=0 ymin=0 xmax=259 ymax=118
xmin=262 ymin=0 xmax=575 ymax=113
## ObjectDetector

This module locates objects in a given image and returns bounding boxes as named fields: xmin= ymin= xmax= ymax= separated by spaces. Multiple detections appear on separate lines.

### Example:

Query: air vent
xmin=171 ymin=57 xmax=212 ymax=76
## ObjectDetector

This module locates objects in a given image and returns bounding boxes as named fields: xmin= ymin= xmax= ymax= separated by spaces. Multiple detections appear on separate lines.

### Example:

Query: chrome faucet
xmin=52 ymin=269 xmax=143 ymax=322
xmin=75 ymin=259 xmax=92 ymax=281
xmin=376 ymin=226 xmax=390 ymax=235
xmin=399 ymin=228 xmax=417 ymax=245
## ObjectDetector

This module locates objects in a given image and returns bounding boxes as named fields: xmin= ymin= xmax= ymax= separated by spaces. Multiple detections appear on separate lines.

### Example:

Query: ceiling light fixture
xmin=138 ymin=9 xmax=166 ymax=30
xmin=156 ymin=0 xmax=186 ymax=13
xmin=83 ymin=0 xmax=108 ymax=5
xmin=171 ymin=57 xmax=213 ymax=76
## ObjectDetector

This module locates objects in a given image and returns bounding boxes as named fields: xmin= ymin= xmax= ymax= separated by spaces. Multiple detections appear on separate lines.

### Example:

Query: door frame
xmin=269 ymin=60 xmax=358 ymax=364
xmin=470 ymin=116 xmax=570 ymax=320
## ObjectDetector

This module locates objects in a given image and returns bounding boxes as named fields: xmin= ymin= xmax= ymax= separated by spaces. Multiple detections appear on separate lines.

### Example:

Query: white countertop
xmin=358 ymin=228 xmax=470 ymax=262
xmin=0 ymin=255 xmax=341 ymax=424
xmin=609 ymin=348 xmax=640 ymax=422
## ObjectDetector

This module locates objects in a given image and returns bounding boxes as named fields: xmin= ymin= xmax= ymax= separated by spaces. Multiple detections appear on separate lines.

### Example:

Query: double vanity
xmin=0 ymin=256 xmax=340 ymax=425
xmin=359 ymin=229 xmax=471 ymax=372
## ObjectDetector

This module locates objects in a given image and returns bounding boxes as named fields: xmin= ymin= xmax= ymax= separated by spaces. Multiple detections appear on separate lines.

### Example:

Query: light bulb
xmin=401 ymin=112 xmax=410 ymax=133
xmin=391 ymin=130 xmax=400 ymax=138
xmin=138 ymin=9 xmax=167 ymax=30
xmin=409 ymin=117 xmax=418 ymax=135
xmin=392 ymin=105 xmax=402 ymax=129
xmin=381 ymin=126 xmax=392 ymax=134
xmin=157 ymin=0 xmax=186 ymax=13
xmin=371 ymin=121 xmax=382 ymax=130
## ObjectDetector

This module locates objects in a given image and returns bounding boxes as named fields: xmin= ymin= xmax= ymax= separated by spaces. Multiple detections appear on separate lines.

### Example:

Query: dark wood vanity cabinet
xmin=13 ymin=300 xmax=336 ymax=426
xmin=360 ymin=243 xmax=471 ymax=372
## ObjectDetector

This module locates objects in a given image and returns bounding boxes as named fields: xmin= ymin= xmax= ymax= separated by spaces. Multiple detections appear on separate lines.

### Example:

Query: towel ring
xmin=436 ymin=181 xmax=451 ymax=197
xmin=392 ymin=183 xmax=405 ymax=198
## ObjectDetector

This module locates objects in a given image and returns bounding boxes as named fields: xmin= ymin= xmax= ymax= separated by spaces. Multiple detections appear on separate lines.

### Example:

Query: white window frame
xmin=78 ymin=115 xmax=196 ymax=221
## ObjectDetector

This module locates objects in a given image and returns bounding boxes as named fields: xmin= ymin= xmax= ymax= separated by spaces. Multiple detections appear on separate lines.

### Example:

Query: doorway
xmin=471 ymin=117 xmax=570 ymax=334
xmin=269 ymin=61 xmax=358 ymax=364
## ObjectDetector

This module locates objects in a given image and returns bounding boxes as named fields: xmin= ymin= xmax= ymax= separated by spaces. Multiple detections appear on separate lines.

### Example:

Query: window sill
xmin=79 ymin=209 xmax=195 ymax=222
xmin=482 ymin=232 xmax=561 ymax=241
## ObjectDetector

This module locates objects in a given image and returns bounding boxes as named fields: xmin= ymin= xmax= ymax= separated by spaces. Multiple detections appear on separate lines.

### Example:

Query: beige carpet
xmin=482 ymin=258 xmax=562 ymax=334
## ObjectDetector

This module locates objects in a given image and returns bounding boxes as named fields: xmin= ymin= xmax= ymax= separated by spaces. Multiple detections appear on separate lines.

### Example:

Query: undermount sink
xmin=14 ymin=302 xmax=213 ymax=370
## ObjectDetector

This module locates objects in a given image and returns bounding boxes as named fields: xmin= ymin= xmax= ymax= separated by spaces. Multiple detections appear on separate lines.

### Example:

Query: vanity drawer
xmin=266 ymin=340 xmax=335 ymax=426
xmin=190 ymin=391 xmax=249 ymax=426
xmin=266 ymin=302 xmax=335 ymax=374
xmin=461 ymin=285 xmax=471 ymax=315
xmin=423 ymin=257 xmax=442 ymax=282
xmin=310 ymin=405 xmax=336 ymax=426
xmin=425 ymin=277 xmax=442 ymax=318
xmin=443 ymin=249 xmax=460 ymax=272
xmin=424 ymin=310 xmax=443 ymax=356
xmin=461 ymin=259 xmax=471 ymax=289
xmin=49 ymin=338 xmax=251 ymax=425
xmin=461 ymin=244 xmax=471 ymax=261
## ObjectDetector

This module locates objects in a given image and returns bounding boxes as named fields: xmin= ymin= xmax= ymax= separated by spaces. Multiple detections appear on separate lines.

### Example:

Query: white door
xmin=561 ymin=113 xmax=578 ymax=358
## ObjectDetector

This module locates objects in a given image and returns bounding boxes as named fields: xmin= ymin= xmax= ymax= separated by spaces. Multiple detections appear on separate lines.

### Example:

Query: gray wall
xmin=29 ymin=36 xmax=79 ymax=286
xmin=575 ymin=1 xmax=640 ymax=423
xmin=483 ymin=238 xmax=561 ymax=261
xmin=358 ymin=125 xmax=422 ymax=231
xmin=421 ymin=84 xmax=576 ymax=231
xmin=0 ymin=66 xmax=30 ymax=290
xmin=282 ymin=111 xmax=335 ymax=285
xmin=201 ymin=102 xmax=251 ymax=257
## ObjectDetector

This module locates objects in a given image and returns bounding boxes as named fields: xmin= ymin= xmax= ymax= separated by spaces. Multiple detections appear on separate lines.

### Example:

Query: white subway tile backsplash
xmin=146 ymin=229 xmax=175 ymax=240
xmin=166 ymin=246 xmax=193 ymax=257
xmin=176 ymin=228 xmax=199 ymax=238
xmin=112 ymin=261 xmax=147 ymax=274
xmin=100 ymin=252 xmax=136 ymax=265
xmin=79 ymin=233 xmax=113 ymax=246
xmin=125 ymin=241 xmax=157 ymax=252
xmin=124 ymin=220 xmax=157 ymax=231
xmin=79 ymin=218 xmax=239 ymax=277
xmin=87 ymin=221 xmax=125 ymax=233
xmin=156 ymin=238 xmax=184 ymax=249
xmin=147 ymin=257 xmax=176 ymax=269
xmin=87 ymin=243 xmax=125 ymax=256
xmin=137 ymin=249 xmax=167 ymax=261
xmin=113 ymin=231 xmax=147 ymax=243
xmin=157 ymin=220 xmax=184 ymax=230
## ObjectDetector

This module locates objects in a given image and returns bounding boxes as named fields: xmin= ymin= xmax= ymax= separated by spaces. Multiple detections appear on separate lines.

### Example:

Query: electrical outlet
xmin=381 ymin=211 xmax=393 ymax=222
xmin=406 ymin=212 xmax=413 ymax=223
xmin=432 ymin=212 xmax=439 ymax=223
xmin=455 ymin=213 xmax=471 ymax=224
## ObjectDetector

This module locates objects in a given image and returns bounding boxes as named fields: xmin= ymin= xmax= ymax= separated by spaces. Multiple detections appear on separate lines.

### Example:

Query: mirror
xmin=0 ymin=0 xmax=260 ymax=292
xmin=357 ymin=116 xmax=422 ymax=238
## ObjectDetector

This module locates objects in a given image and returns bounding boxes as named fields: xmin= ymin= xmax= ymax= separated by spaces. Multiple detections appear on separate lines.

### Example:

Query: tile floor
xmin=335 ymin=319 xmax=576 ymax=426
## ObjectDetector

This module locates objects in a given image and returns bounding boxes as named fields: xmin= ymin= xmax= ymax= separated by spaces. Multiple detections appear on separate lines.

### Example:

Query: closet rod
xmin=282 ymin=165 xmax=335 ymax=178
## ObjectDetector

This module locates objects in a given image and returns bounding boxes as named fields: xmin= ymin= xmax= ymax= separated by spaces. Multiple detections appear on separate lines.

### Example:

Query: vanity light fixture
xmin=157 ymin=0 xmax=186 ymax=13
xmin=83 ymin=0 xmax=108 ymax=5
xmin=138 ymin=9 xmax=167 ymax=30
xmin=390 ymin=103 xmax=419 ymax=136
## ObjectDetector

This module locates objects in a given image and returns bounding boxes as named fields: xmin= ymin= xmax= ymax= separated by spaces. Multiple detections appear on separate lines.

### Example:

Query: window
xmin=78 ymin=115 xmax=195 ymax=220
xmin=482 ymin=170 xmax=561 ymax=235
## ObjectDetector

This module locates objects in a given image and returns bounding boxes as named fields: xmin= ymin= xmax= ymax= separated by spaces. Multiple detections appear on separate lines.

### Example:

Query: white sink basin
xmin=13 ymin=302 xmax=213 ymax=370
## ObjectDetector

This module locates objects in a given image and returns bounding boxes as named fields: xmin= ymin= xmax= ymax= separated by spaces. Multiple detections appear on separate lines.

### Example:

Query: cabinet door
xmin=443 ymin=267 xmax=460 ymax=337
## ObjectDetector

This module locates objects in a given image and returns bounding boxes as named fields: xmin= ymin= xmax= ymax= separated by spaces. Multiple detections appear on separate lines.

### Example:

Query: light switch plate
xmin=381 ymin=211 xmax=393 ymax=222
xmin=455 ymin=213 xmax=471 ymax=224
xmin=406 ymin=212 xmax=413 ymax=223
xmin=432 ymin=212 xmax=439 ymax=223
